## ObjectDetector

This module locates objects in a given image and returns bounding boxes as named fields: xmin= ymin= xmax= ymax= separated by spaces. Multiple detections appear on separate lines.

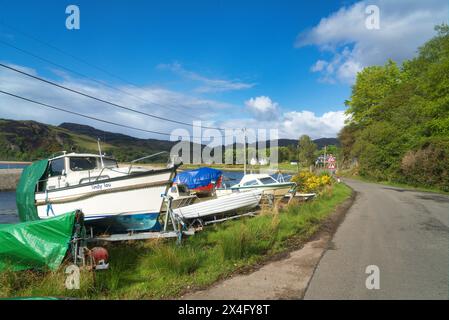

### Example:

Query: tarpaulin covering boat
xmin=0 ymin=211 xmax=76 ymax=272
xmin=16 ymin=159 xmax=49 ymax=222
xmin=173 ymin=167 xmax=222 ymax=194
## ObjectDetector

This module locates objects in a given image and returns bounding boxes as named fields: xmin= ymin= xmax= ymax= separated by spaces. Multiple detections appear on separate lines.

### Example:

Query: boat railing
xmin=48 ymin=151 xmax=67 ymax=159
xmin=94 ymin=167 xmax=106 ymax=181
xmin=276 ymin=172 xmax=285 ymax=182
xmin=127 ymin=151 xmax=168 ymax=174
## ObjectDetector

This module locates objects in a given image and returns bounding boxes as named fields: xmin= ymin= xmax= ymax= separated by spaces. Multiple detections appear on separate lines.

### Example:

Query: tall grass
xmin=0 ymin=183 xmax=351 ymax=299
xmin=150 ymin=244 xmax=203 ymax=275
xmin=217 ymin=215 xmax=278 ymax=261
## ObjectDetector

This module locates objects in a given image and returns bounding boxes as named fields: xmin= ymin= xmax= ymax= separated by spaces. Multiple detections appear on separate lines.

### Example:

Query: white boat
xmin=215 ymin=173 xmax=296 ymax=198
xmin=34 ymin=151 xmax=177 ymax=232
xmin=286 ymin=192 xmax=316 ymax=201
xmin=173 ymin=189 xmax=262 ymax=221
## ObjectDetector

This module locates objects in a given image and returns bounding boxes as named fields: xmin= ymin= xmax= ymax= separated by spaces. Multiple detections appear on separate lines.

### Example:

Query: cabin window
xmin=69 ymin=157 xmax=98 ymax=171
xmin=103 ymin=158 xmax=118 ymax=168
xmin=178 ymin=184 xmax=188 ymax=193
xmin=243 ymin=180 xmax=259 ymax=186
xmin=49 ymin=158 xmax=65 ymax=177
xmin=259 ymin=177 xmax=277 ymax=185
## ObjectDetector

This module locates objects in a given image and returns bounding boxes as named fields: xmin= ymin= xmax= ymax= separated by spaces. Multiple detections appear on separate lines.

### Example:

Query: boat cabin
xmin=43 ymin=152 xmax=121 ymax=190
xmin=232 ymin=174 xmax=280 ymax=188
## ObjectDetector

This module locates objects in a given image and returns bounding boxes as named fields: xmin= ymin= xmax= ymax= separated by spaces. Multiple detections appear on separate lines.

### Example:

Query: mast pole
xmin=97 ymin=138 xmax=104 ymax=168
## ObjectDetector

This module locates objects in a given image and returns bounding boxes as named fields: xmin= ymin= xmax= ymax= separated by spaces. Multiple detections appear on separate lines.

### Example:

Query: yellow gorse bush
xmin=291 ymin=171 xmax=332 ymax=193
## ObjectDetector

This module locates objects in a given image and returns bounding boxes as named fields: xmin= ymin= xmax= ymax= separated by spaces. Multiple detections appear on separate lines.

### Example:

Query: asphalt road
xmin=305 ymin=179 xmax=449 ymax=300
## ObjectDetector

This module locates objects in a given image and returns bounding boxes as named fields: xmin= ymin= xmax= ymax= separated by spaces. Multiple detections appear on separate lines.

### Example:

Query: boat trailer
xmin=86 ymin=195 xmax=196 ymax=243
xmin=69 ymin=196 xmax=196 ymax=269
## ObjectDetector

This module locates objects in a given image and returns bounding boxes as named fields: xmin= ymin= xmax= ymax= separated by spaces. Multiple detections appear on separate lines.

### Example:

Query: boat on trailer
xmin=172 ymin=189 xmax=262 ymax=222
xmin=31 ymin=151 xmax=178 ymax=233
xmin=215 ymin=173 xmax=296 ymax=198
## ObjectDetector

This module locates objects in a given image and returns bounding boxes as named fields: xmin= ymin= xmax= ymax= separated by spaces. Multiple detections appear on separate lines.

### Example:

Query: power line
xmin=0 ymin=36 xmax=217 ymax=124
xmin=0 ymin=62 xmax=227 ymax=131
xmin=0 ymin=28 xmax=200 ymax=121
xmin=0 ymin=20 xmax=135 ymax=84
xmin=0 ymin=89 xmax=206 ymax=140
xmin=0 ymin=89 xmax=241 ymax=141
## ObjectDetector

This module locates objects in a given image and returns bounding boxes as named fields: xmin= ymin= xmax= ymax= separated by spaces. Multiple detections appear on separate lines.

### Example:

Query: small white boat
xmin=33 ymin=151 xmax=177 ymax=232
xmin=216 ymin=173 xmax=296 ymax=198
xmin=173 ymin=189 xmax=262 ymax=220
xmin=287 ymin=192 xmax=316 ymax=201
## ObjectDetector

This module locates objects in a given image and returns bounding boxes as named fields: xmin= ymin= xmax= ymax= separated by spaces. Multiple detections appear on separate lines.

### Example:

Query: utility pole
xmin=297 ymin=141 xmax=300 ymax=173
xmin=243 ymin=128 xmax=247 ymax=175
xmin=324 ymin=145 xmax=327 ymax=170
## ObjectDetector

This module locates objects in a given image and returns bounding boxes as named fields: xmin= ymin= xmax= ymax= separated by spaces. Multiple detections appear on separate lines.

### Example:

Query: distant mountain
xmin=0 ymin=119 xmax=105 ymax=161
xmin=0 ymin=119 xmax=339 ymax=162
xmin=58 ymin=123 xmax=339 ymax=150
xmin=0 ymin=119 xmax=177 ymax=162
xmin=275 ymin=138 xmax=339 ymax=149
xmin=59 ymin=122 xmax=176 ymax=152
xmin=314 ymin=138 xmax=340 ymax=148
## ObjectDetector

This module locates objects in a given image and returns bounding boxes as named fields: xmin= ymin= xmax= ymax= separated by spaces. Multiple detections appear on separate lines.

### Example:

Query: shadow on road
xmin=382 ymin=187 xmax=449 ymax=203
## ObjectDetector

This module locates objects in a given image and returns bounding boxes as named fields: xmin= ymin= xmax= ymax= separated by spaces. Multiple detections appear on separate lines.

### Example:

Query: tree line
xmin=339 ymin=25 xmax=449 ymax=191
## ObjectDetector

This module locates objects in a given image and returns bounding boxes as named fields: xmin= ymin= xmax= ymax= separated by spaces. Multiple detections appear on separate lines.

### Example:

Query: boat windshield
xmin=103 ymin=158 xmax=118 ymax=168
xmin=243 ymin=180 xmax=259 ymax=186
xmin=48 ymin=158 xmax=65 ymax=177
xmin=177 ymin=184 xmax=189 ymax=193
xmin=69 ymin=157 xmax=98 ymax=171
xmin=259 ymin=176 xmax=278 ymax=185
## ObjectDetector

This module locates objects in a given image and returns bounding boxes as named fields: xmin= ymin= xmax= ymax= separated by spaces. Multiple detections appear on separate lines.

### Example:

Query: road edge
xmin=300 ymin=184 xmax=357 ymax=299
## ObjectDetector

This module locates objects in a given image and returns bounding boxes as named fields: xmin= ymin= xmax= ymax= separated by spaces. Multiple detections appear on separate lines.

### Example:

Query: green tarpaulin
xmin=0 ymin=212 xmax=76 ymax=272
xmin=16 ymin=159 xmax=48 ymax=222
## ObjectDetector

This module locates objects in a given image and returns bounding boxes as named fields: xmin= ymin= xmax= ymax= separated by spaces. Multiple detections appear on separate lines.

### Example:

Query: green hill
xmin=0 ymin=119 xmax=339 ymax=164
xmin=0 ymin=119 xmax=173 ymax=162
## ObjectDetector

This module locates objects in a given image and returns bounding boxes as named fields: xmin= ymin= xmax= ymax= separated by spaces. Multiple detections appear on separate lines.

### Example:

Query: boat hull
xmin=173 ymin=189 xmax=262 ymax=220
xmin=86 ymin=212 xmax=161 ymax=233
xmin=35 ymin=169 xmax=174 ymax=232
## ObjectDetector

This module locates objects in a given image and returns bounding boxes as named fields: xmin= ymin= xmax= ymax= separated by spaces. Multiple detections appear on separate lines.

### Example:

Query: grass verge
xmin=0 ymin=183 xmax=352 ymax=299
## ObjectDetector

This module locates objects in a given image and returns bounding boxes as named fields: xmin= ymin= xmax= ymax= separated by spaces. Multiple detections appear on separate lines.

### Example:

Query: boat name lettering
xmin=91 ymin=182 xmax=112 ymax=190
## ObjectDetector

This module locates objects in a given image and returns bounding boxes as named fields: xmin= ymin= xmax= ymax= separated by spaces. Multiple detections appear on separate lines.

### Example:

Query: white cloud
xmin=0 ymin=63 xmax=346 ymax=143
xmin=241 ymin=96 xmax=346 ymax=138
xmin=281 ymin=110 xmax=347 ymax=138
xmin=296 ymin=0 xmax=449 ymax=83
xmin=310 ymin=60 xmax=328 ymax=72
xmin=221 ymin=109 xmax=347 ymax=140
xmin=245 ymin=96 xmax=279 ymax=120
xmin=0 ymin=63 xmax=233 ymax=139
xmin=158 ymin=62 xmax=256 ymax=93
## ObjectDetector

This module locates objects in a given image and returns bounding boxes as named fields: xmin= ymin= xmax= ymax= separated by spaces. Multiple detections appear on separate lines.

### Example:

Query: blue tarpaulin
xmin=174 ymin=167 xmax=222 ymax=190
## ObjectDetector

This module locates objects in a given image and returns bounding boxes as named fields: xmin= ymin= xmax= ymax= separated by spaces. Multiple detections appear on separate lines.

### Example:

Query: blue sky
xmin=0 ymin=0 xmax=447 ymax=140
